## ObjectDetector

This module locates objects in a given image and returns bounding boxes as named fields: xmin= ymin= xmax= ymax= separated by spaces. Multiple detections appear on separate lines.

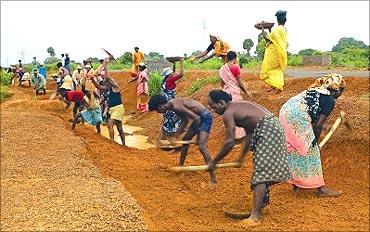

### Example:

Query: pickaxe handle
xmin=319 ymin=111 xmax=345 ymax=149
xmin=168 ymin=162 xmax=241 ymax=173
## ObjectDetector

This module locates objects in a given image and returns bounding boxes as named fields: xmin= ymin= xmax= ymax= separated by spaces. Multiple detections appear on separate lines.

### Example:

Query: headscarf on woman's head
xmin=308 ymin=73 xmax=346 ymax=95
xmin=209 ymin=34 xmax=220 ymax=41
xmin=161 ymin=67 xmax=173 ymax=78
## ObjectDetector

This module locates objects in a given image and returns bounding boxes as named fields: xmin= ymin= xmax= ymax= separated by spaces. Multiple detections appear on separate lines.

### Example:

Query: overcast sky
xmin=1 ymin=1 xmax=369 ymax=66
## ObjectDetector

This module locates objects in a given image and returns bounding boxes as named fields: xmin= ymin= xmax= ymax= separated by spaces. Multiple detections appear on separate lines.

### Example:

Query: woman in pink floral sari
xmin=219 ymin=51 xmax=250 ymax=139
xmin=279 ymin=73 xmax=346 ymax=197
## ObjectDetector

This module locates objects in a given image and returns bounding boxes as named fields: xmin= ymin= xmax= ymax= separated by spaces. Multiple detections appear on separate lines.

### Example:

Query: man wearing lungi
xmin=207 ymin=90 xmax=291 ymax=226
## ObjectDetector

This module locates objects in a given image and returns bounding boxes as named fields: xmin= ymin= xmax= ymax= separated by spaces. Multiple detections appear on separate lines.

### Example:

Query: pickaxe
xmin=319 ymin=111 xmax=351 ymax=149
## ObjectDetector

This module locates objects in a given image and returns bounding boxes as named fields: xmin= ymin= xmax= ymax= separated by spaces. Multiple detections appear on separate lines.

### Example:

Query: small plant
xmin=148 ymin=71 xmax=163 ymax=96
xmin=0 ymin=70 xmax=13 ymax=86
xmin=0 ymin=70 xmax=14 ymax=102
xmin=186 ymin=76 xmax=220 ymax=95
xmin=0 ymin=85 xmax=13 ymax=102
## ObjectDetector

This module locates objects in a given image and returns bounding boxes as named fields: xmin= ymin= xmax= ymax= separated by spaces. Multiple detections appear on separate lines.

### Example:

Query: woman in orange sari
xmin=191 ymin=35 xmax=230 ymax=64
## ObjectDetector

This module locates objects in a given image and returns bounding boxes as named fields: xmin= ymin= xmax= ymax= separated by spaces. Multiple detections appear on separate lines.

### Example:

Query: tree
xmin=298 ymin=49 xmax=322 ymax=56
xmin=332 ymin=37 xmax=367 ymax=52
xmin=44 ymin=57 xmax=60 ymax=64
xmin=147 ymin=52 xmax=164 ymax=59
xmin=86 ymin=57 xmax=99 ymax=63
xmin=47 ymin=47 xmax=56 ymax=57
xmin=117 ymin=52 xmax=132 ymax=65
xmin=242 ymin=38 xmax=254 ymax=55
xmin=255 ymin=33 xmax=267 ymax=60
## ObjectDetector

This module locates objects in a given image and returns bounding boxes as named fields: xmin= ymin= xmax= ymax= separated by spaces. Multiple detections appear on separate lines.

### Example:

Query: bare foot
xmin=267 ymin=87 xmax=275 ymax=92
xmin=209 ymin=175 xmax=217 ymax=187
xmin=292 ymin=185 xmax=300 ymax=193
xmin=208 ymin=181 xmax=217 ymax=189
xmin=239 ymin=217 xmax=261 ymax=228
xmin=317 ymin=186 xmax=342 ymax=198
xmin=270 ymin=88 xmax=282 ymax=94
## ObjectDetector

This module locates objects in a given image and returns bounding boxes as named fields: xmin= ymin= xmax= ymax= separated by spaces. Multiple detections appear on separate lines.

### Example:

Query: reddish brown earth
xmin=1 ymin=70 xmax=369 ymax=231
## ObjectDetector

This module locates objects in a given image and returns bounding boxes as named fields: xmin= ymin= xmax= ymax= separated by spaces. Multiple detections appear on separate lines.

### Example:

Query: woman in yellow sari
xmin=260 ymin=10 xmax=288 ymax=93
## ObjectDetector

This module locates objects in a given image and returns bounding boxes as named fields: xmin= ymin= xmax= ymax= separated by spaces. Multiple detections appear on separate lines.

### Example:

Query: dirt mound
xmin=1 ymin=71 xmax=369 ymax=231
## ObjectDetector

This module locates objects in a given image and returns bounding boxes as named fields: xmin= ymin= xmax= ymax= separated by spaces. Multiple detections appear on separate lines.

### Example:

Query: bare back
xmin=224 ymin=101 xmax=272 ymax=133
xmin=167 ymin=98 xmax=207 ymax=121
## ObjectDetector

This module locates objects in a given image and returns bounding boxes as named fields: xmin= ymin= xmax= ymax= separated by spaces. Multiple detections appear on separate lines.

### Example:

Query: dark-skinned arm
xmin=90 ymin=76 xmax=109 ymax=91
xmin=176 ymin=114 xmax=189 ymax=136
xmin=199 ymin=53 xmax=216 ymax=63
xmin=236 ymin=76 xmax=249 ymax=95
xmin=313 ymin=115 xmax=328 ymax=145
xmin=235 ymin=132 xmax=253 ymax=165
xmin=128 ymin=76 xmax=138 ymax=83
xmin=106 ymin=76 xmax=121 ymax=92
xmin=192 ymin=50 xmax=209 ymax=60
xmin=208 ymin=112 xmax=236 ymax=170
xmin=62 ymin=98 xmax=71 ymax=109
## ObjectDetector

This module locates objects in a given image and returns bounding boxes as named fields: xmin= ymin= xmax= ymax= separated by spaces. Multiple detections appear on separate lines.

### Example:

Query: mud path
xmin=1 ymin=71 xmax=369 ymax=231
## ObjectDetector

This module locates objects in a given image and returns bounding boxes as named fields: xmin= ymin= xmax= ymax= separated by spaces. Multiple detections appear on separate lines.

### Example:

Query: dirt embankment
xmin=1 ymin=70 xmax=369 ymax=231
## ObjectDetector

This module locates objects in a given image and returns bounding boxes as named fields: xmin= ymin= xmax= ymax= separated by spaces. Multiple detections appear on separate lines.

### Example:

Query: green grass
xmin=148 ymin=72 xmax=163 ymax=96
xmin=0 ymin=71 xmax=13 ymax=102
xmin=186 ymin=76 xmax=220 ymax=95
xmin=184 ymin=58 xmax=223 ymax=70
xmin=0 ymin=85 xmax=13 ymax=102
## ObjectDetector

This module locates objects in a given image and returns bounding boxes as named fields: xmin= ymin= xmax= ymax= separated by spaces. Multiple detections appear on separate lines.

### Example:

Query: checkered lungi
xmin=250 ymin=114 xmax=291 ymax=188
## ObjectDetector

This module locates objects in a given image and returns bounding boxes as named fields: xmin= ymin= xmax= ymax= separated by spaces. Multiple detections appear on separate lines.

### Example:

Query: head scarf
xmin=209 ymin=34 xmax=220 ymax=41
xmin=308 ymin=73 xmax=346 ymax=95
xmin=161 ymin=67 xmax=173 ymax=77
xmin=275 ymin=10 xmax=287 ymax=17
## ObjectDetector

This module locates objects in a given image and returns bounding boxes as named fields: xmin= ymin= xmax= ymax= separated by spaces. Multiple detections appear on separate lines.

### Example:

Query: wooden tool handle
xmin=319 ymin=116 xmax=342 ymax=149
xmin=168 ymin=162 xmax=241 ymax=173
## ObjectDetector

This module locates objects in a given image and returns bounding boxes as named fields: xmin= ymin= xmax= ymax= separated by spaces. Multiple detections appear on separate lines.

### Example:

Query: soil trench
xmin=1 ymin=70 xmax=369 ymax=231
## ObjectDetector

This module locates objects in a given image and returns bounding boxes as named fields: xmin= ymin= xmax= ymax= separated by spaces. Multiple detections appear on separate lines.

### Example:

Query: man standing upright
xmin=131 ymin=47 xmax=145 ymax=77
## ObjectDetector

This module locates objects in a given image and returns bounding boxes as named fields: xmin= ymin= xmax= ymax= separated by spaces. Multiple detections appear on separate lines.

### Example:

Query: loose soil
xmin=1 ymin=70 xmax=369 ymax=231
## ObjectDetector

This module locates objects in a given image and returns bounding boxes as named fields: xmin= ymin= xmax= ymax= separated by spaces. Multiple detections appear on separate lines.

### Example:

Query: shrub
xmin=148 ymin=72 xmax=163 ymax=96
xmin=0 ymin=85 xmax=13 ymax=102
xmin=288 ymin=55 xmax=303 ymax=66
xmin=107 ymin=62 xmax=130 ymax=70
xmin=0 ymin=70 xmax=13 ymax=86
xmin=186 ymin=76 xmax=220 ymax=95
xmin=324 ymin=48 xmax=369 ymax=68
xmin=184 ymin=58 xmax=223 ymax=70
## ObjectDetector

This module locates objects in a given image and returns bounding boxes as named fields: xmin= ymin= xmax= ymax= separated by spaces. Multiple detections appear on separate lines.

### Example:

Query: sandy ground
xmin=1 ymin=89 xmax=146 ymax=231
xmin=1 ymin=69 xmax=369 ymax=231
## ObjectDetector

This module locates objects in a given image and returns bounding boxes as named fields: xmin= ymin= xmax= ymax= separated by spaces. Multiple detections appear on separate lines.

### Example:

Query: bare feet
xmin=317 ymin=186 xmax=342 ymax=198
xmin=238 ymin=217 xmax=261 ymax=228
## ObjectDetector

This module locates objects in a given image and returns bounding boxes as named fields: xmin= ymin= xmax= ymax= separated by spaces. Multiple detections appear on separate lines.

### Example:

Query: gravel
xmin=1 ymin=106 xmax=147 ymax=231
